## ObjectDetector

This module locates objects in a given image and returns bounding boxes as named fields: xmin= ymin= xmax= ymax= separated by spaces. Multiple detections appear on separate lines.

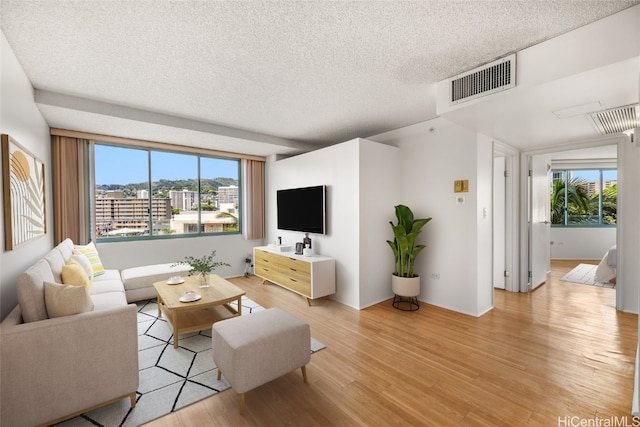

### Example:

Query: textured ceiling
xmin=1 ymin=1 xmax=639 ymax=155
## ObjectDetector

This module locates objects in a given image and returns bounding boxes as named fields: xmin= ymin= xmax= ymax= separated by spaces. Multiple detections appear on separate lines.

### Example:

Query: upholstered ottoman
xmin=212 ymin=307 xmax=311 ymax=414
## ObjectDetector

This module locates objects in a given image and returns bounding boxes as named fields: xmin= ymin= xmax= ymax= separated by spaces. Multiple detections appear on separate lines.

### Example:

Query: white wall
xmin=267 ymin=140 xmax=360 ymax=308
xmin=358 ymin=140 xmax=400 ymax=308
xmin=550 ymin=227 xmax=616 ymax=260
xmin=266 ymin=138 xmax=400 ymax=309
xmin=378 ymin=118 xmax=492 ymax=316
xmin=0 ymin=31 xmax=53 ymax=320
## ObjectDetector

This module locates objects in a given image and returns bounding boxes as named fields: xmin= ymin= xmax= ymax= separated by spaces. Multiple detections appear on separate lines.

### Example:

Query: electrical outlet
xmin=431 ymin=273 xmax=440 ymax=279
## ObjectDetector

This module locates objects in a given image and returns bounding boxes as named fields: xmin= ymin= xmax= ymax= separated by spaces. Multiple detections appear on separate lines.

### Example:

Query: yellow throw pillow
xmin=44 ymin=281 xmax=94 ymax=318
xmin=74 ymin=242 xmax=105 ymax=276
xmin=61 ymin=259 xmax=92 ymax=293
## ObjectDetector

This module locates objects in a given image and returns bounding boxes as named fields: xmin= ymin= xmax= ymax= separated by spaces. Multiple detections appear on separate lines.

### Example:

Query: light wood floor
xmin=146 ymin=260 xmax=637 ymax=426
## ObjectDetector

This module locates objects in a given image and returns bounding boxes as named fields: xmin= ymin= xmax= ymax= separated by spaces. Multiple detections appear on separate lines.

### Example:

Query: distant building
xmin=585 ymin=180 xmax=617 ymax=195
xmin=137 ymin=189 xmax=148 ymax=199
xmin=105 ymin=190 xmax=124 ymax=199
xmin=170 ymin=206 xmax=237 ymax=234
xmin=218 ymin=185 xmax=238 ymax=205
xmin=170 ymin=189 xmax=197 ymax=211
xmin=95 ymin=198 xmax=172 ymax=236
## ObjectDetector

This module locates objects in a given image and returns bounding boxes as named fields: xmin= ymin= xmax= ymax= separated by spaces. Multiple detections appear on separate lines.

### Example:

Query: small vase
xmin=199 ymin=272 xmax=210 ymax=288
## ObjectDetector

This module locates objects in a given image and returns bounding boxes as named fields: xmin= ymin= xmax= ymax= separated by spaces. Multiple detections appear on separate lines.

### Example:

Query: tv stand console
xmin=253 ymin=246 xmax=335 ymax=305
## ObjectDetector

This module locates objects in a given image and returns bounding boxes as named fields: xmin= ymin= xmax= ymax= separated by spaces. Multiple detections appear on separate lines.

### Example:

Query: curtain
xmin=52 ymin=136 xmax=89 ymax=245
xmin=241 ymin=159 xmax=265 ymax=240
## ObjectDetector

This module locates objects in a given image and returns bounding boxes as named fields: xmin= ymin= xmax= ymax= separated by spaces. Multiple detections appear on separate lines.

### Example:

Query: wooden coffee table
xmin=153 ymin=274 xmax=246 ymax=348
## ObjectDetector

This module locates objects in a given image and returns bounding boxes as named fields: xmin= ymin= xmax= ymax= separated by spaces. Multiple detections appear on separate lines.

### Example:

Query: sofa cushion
xmin=17 ymin=259 xmax=54 ymax=323
xmin=56 ymin=238 xmax=75 ymax=261
xmin=43 ymin=248 xmax=67 ymax=284
xmin=61 ymin=259 xmax=92 ymax=292
xmin=74 ymin=242 xmax=105 ymax=276
xmin=44 ymin=281 xmax=94 ymax=318
xmin=91 ymin=278 xmax=126 ymax=295
xmin=121 ymin=263 xmax=191 ymax=291
xmin=91 ymin=291 xmax=127 ymax=311
xmin=94 ymin=269 xmax=122 ymax=283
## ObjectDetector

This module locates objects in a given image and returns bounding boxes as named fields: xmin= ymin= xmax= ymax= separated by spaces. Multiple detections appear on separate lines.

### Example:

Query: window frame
xmin=550 ymin=167 xmax=617 ymax=228
xmin=92 ymin=142 xmax=242 ymax=242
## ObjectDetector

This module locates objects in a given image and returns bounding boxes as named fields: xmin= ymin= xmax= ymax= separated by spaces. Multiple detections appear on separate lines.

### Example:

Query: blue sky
xmin=95 ymin=144 xmax=239 ymax=185
xmin=571 ymin=169 xmax=617 ymax=181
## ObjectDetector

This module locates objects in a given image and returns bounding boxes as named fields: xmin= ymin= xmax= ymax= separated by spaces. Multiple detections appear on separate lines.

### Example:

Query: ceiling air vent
xmin=590 ymin=104 xmax=639 ymax=135
xmin=450 ymin=54 xmax=516 ymax=105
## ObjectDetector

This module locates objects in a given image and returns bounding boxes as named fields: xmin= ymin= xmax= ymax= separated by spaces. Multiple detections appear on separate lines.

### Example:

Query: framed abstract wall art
xmin=2 ymin=134 xmax=47 ymax=250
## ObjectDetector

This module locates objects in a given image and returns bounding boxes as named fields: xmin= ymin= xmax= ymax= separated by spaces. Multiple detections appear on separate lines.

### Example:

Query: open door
xmin=528 ymin=155 xmax=551 ymax=290
xmin=493 ymin=156 xmax=506 ymax=289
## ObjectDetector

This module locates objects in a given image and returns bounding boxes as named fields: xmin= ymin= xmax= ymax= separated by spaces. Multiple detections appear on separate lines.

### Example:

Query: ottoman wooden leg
xmin=301 ymin=365 xmax=307 ymax=383
xmin=217 ymin=370 xmax=222 ymax=380
xmin=239 ymin=393 xmax=245 ymax=415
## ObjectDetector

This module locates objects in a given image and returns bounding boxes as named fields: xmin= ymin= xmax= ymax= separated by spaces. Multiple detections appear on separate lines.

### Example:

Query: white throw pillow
xmin=71 ymin=250 xmax=94 ymax=283
xmin=44 ymin=281 xmax=94 ymax=318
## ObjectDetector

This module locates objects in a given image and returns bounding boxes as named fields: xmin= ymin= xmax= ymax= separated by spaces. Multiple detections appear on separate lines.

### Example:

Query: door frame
xmin=519 ymin=135 xmax=622 ymax=302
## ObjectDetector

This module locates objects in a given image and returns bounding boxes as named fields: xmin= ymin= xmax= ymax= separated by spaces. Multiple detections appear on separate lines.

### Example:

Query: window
xmin=94 ymin=143 xmax=240 ymax=240
xmin=550 ymin=168 xmax=617 ymax=226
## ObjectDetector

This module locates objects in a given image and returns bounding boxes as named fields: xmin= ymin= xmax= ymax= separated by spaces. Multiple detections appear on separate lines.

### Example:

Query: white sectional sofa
xmin=0 ymin=238 xmax=189 ymax=426
xmin=121 ymin=262 xmax=190 ymax=302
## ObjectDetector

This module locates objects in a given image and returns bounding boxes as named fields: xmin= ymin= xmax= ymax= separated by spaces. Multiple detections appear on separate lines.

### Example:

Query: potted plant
xmin=386 ymin=205 xmax=431 ymax=310
xmin=173 ymin=251 xmax=230 ymax=288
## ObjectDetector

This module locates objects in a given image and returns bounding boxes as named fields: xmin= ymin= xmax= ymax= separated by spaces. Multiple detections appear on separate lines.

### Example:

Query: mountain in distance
xmin=97 ymin=177 xmax=237 ymax=197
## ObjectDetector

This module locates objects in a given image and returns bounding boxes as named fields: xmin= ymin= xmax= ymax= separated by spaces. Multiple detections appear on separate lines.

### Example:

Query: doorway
xmin=492 ymin=142 xmax=518 ymax=293
xmin=523 ymin=141 xmax=620 ymax=307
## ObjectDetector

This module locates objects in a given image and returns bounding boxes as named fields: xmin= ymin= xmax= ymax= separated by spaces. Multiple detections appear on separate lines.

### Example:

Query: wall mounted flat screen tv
xmin=277 ymin=185 xmax=326 ymax=235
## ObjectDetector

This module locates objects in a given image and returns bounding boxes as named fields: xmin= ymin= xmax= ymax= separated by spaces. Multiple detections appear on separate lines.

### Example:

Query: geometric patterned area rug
xmin=559 ymin=263 xmax=615 ymax=289
xmin=57 ymin=297 xmax=325 ymax=427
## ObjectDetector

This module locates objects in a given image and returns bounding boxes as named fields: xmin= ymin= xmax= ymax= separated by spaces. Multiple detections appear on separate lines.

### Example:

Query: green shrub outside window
xmin=550 ymin=169 xmax=616 ymax=226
